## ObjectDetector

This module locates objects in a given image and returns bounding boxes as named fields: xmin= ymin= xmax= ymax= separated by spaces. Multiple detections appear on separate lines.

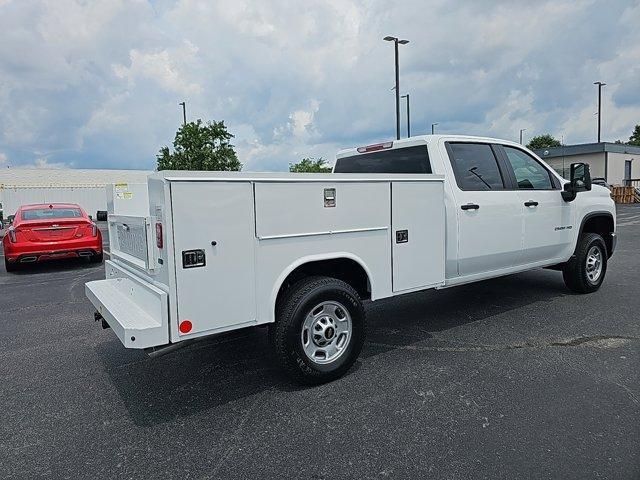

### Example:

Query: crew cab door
xmin=445 ymin=142 xmax=522 ymax=276
xmin=497 ymin=145 xmax=574 ymax=264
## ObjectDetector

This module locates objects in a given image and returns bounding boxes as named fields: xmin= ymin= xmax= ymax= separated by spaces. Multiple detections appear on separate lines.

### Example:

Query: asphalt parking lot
xmin=1 ymin=207 xmax=639 ymax=480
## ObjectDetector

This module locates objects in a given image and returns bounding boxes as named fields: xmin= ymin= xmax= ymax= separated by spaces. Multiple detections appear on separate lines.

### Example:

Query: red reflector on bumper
xmin=179 ymin=320 xmax=192 ymax=334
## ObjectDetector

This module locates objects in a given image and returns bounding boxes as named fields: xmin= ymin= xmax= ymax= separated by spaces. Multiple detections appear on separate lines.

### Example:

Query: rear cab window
xmin=334 ymin=145 xmax=431 ymax=173
xmin=445 ymin=143 xmax=505 ymax=191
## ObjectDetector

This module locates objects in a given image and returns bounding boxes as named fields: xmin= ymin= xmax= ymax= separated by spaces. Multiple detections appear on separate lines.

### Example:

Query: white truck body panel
xmin=170 ymin=181 xmax=257 ymax=339
xmin=106 ymin=183 xmax=149 ymax=216
xmin=86 ymin=135 xmax=616 ymax=353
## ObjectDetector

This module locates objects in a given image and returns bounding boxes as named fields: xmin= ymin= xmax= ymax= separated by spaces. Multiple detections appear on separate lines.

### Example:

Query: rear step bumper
xmin=85 ymin=260 xmax=169 ymax=349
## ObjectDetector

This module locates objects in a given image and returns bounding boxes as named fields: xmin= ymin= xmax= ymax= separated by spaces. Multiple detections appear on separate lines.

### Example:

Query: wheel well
xmin=276 ymin=258 xmax=371 ymax=311
xmin=581 ymin=214 xmax=614 ymax=256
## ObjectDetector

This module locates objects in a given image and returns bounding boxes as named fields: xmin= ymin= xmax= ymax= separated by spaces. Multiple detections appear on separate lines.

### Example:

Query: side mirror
xmin=88 ymin=215 xmax=93 ymax=221
xmin=561 ymin=163 xmax=591 ymax=201
xmin=7 ymin=214 xmax=14 ymax=225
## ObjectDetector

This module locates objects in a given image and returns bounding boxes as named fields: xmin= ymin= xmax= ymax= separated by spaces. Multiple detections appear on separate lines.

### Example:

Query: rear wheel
xmin=269 ymin=276 xmax=366 ymax=385
xmin=562 ymin=233 xmax=607 ymax=293
xmin=4 ymin=258 xmax=18 ymax=272
xmin=90 ymin=252 xmax=104 ymax=263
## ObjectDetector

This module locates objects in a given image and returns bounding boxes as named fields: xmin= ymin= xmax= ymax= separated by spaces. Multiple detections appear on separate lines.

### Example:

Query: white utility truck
xmin=86 ymin=135 xmax=616 ymax=384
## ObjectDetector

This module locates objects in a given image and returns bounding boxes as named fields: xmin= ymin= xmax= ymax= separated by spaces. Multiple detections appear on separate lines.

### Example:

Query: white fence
xmin=0 ymin=185 xmax=109 ymax=218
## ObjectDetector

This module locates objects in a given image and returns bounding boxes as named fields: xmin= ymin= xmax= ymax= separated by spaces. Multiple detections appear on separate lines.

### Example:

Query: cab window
xmin=334 ymin=145 xmax=431 ymax=173
xmin=503 ymin=146 xmax=553 ymax=190
xmin=447 ymin=143 xmax=505 ymax=190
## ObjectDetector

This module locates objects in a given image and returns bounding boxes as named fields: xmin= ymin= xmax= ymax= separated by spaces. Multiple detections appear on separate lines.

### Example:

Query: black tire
xmin=269 ymin=276 xmax=366 ymax=385
xmin=562 ymin=233 xmax=607 ymax=293
xmin=91 ymin=252 xmax=104 ymax=264
xmin=5 ymin=258 xmax=18 ymax=272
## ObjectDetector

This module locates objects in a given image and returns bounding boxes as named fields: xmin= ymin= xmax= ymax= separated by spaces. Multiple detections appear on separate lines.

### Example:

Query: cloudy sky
xmin=0 ymin=0 xmax=639 ymax=171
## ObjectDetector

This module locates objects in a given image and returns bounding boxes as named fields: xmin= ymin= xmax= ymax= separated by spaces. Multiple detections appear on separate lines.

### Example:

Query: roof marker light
xmin=357 ymin=141 xmax=393 ymax=153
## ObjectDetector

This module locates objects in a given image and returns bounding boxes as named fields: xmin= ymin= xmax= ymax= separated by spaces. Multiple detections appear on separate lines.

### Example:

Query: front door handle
xmin=461 ymin=203 xmax=480 ymax=210
xmin=524 ymin=201 xmax=539 ymax=207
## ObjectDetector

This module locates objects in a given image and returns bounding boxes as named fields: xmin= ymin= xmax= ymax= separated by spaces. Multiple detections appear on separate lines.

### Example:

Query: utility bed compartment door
xmin=392 ymin=181 xmax=445 ymax=292
xmin=170 ymin=182 xmax=256 ymax=338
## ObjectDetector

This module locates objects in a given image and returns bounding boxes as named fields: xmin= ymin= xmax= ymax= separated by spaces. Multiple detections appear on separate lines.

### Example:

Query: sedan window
xmin=21 ymin=208 xmax=83 ymax=220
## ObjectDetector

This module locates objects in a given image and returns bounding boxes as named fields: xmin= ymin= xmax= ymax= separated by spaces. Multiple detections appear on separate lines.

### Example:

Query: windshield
xmin=21 ymin=208 xmax=83 ymax=221
xmin=334 ymin=145 xmax=432 ymax=174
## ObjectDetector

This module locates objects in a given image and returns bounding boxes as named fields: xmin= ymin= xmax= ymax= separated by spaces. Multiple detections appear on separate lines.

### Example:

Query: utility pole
xmin=179 ymin=101 xmax=187 ymax=126
xmin=519 ymin=128 xmax=526 ymax=145
xmin=383 ymin=36 xmax=409 ymax=140
xmin=401 ymin=94 xmax=410 ymax=137
xmin=593 ymin=82 xmax=606 ymax=143
xmin=431 ymin=123 xmax=438 ymax=134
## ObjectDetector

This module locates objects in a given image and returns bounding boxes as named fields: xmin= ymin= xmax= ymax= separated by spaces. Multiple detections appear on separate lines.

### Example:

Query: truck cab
xmin=335 ymin=135 xmax=616 ymax=285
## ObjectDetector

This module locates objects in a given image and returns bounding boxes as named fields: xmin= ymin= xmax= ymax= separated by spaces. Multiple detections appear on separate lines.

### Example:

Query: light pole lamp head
xmin=383 ymin=36 xmax=396 ymax=42
xmin=398 ymin=39 xmax=409 ymax=45
xmin=594 ymin=81 xmax=606 ymax=86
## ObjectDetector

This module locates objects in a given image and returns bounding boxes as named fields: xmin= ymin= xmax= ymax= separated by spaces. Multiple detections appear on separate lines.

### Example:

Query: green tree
xmin=157 ymin=119 xmax=242 ymax=171
xmin=526 ymin=134 xmax=562 ymax=150
xmin=628 ymin=124 xmax=640 ymax=146
xmin=289 ymin=157 xmax=332 ymax=173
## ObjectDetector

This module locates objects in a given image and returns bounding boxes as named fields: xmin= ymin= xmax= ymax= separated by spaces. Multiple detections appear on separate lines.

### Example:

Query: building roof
xmin=534 ymin=142 xmax=640 ymax=159
xmin=0 ymin=168 xmax=152 ymax=187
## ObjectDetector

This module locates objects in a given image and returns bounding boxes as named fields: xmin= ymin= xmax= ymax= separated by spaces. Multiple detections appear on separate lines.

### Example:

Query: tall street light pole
xmin=594 ymin=81 xmax=606 ymax=143
xmin=519 ymin=128 xmax=526 ymax=145
xmin=179 ymin=101 xmax=187 ymax=126
xmin=431 ymin=123 xmax=438 ymax=134
xmin=384 ymin=36 xmax=409 ymax=140
xmin=401 ymin=94 xmax=410 ymax=137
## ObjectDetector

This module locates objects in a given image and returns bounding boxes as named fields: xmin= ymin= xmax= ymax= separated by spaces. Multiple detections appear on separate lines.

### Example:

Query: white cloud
xmin=112 ymin=41 xmax=202 ymax=95
xmin=0 ymin=152 xmax=7 ymax=165
xmin=13 ymin=157 xmax=71 ymax=169
xmin=0 ymin=0 xmax=638 ymax=171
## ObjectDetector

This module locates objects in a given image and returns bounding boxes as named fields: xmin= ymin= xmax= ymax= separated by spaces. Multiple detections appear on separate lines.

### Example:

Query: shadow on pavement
xmin=101 ymin=269 xmax=568 ymax=427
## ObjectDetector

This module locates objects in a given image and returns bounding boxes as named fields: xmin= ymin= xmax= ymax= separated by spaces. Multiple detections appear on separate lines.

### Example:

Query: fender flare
xmin=576 ymin=210 xmax=615 ymax=256
xmin=268 ymin=252 xmax=375 ymax=324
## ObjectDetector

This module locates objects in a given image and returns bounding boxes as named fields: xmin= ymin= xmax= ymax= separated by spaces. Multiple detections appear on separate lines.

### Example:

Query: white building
xmin=534 ymin=142 xmax=638 ymax=185
xmin=0 ymin=168 xmax=151 ymax=218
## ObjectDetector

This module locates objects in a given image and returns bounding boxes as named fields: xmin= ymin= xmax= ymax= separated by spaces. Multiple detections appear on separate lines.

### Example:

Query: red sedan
xmin=3 ymin=203 xmax=103 ymax=272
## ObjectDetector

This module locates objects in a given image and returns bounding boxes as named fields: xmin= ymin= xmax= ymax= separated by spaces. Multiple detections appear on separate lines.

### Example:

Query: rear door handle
xmin=461 ymin=203 xmax=480 ymax=210
xmin=524 ymin=201 xmax=539 ymax=207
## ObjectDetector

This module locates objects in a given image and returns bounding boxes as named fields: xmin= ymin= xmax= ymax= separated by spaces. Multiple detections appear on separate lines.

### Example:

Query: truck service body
xmin=86 ymin=135 xmax=616 ymax=383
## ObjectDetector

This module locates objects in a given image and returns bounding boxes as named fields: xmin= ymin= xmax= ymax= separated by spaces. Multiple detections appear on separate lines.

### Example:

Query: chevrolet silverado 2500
xmin=86 ymin=135 xmax=616 ymax=384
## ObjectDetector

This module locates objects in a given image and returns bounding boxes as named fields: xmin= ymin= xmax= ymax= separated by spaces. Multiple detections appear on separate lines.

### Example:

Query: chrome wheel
xmin=585 ymin=245 xmax=603 ymax=284
xmin=301 ymin=301 xmax=352 ymax=364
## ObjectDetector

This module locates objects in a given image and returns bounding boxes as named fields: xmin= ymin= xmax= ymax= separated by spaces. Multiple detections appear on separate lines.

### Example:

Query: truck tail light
xmin=8 ymin=226 xmax=17 ymax=243
xmin=155 ymin=222 xmax=163 ymax=249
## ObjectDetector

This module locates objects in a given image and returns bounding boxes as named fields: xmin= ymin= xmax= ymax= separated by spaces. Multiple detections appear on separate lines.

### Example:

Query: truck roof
xmin=150 ymin=171 xmax=445 ymax=183
xmin=336 ymin=134 xmax=527 ymax=158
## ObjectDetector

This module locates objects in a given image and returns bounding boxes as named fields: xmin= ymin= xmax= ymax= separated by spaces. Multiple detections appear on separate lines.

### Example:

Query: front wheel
xmin=269 ymin=276 xmax=366 ymax=385
xmin=562 ymin=233 xmax=607 ymax=293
